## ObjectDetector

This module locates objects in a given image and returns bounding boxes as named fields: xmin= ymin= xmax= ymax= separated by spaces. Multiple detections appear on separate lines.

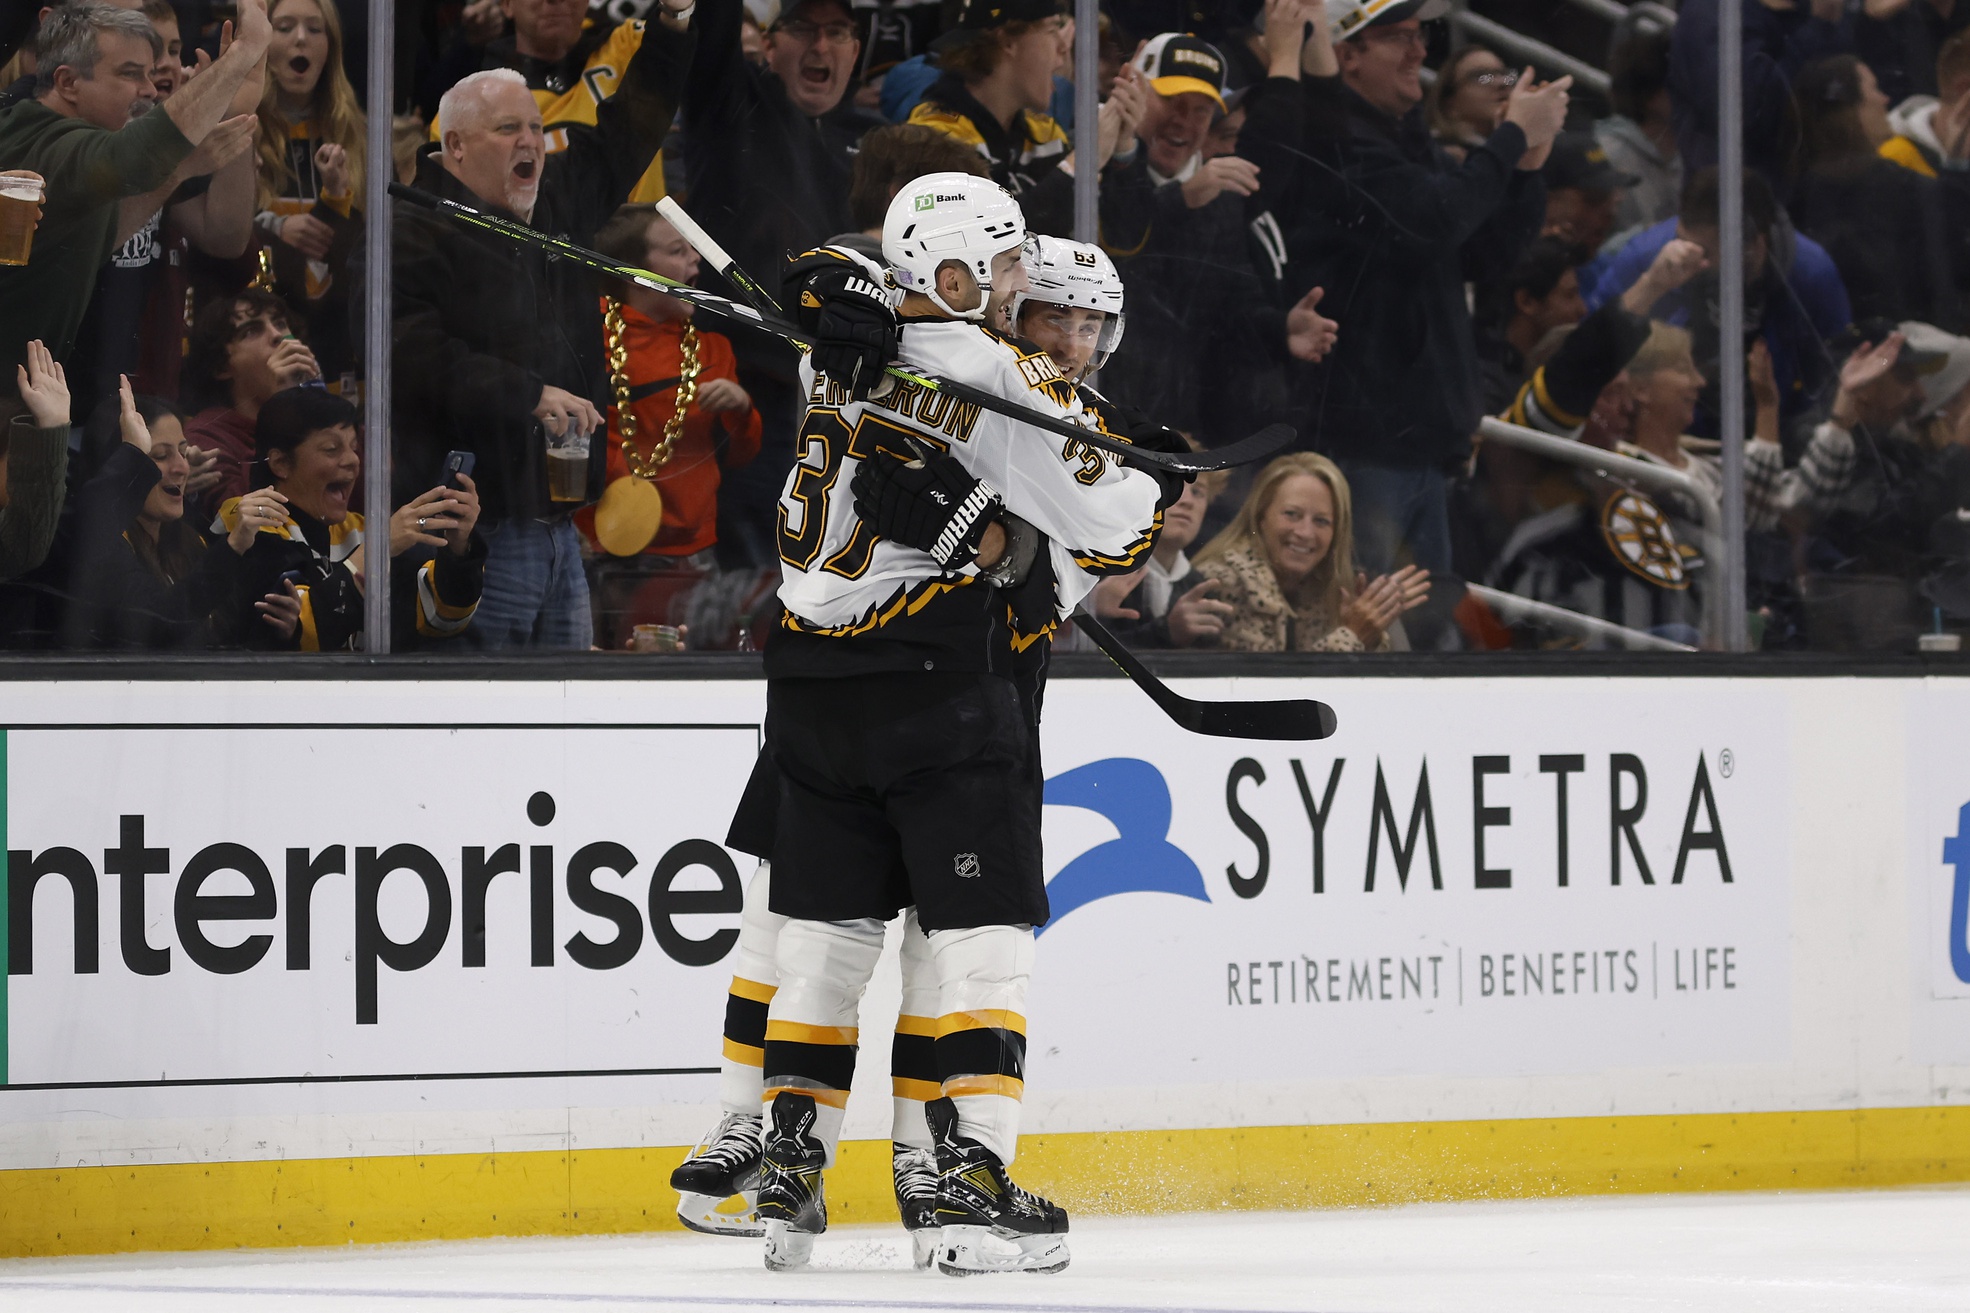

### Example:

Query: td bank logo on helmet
xmin=913 ymin=192 xmax=970 ymax=210
xmin=5 ymin=790 xmax=742 ymax=1025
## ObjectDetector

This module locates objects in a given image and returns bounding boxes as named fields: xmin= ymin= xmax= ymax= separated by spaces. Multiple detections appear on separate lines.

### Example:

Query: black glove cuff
xmin=930 ymin=481 xmax=1003 ymax=569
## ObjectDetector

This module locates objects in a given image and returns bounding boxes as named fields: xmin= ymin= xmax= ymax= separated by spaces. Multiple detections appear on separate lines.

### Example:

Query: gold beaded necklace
xmin=605 ymin=298 xmax=702 ymax=477
xmin=594 ymin=298 xmax=705 ymax=556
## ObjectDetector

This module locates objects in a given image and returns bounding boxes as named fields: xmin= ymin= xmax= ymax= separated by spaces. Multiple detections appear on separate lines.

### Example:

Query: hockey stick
xmin=387 ymin=184 xmax=1294 ymax=477
xmin=654 ymin=202 xmax=1340 ymax=742
xmin=1071 ymin=613 xmax=1338 ymax=740
xmin=655 ymin=196 xmax=783 ymax=317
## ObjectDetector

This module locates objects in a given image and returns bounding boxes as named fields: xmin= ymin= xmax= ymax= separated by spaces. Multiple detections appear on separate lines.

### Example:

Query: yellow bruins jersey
xmin=433 ymin=19 xmax=666 ymax=202
xmin=777 ymin=319 xmax=1162 ymax=639
xmin=905 ymin=100 xmax=1068 ymax=193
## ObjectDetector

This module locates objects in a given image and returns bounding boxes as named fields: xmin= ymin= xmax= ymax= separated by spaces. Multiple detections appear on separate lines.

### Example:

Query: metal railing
xmin=1562 ymin=0 xmax=1637 ymax=24
xmin=1552 ymin=0 xmax=1678 ymax=29
xmin=362 ymin=0 xmax=394 ymax=652
xmin=1630 ymin=2 xmax=1680 ymax=30
xmin=1476 ymin=417 xmax=1738 ymax=650
xmin=1467 ymin=584 xmax=1698 ymax=652
xmin=1448 ymin=11 xmax=1613 ymax=96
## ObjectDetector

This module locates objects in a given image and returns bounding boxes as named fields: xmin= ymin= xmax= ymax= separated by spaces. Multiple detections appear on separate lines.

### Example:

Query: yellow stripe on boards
xmin=10 ymin=1105 xmax=1970 ymax=1258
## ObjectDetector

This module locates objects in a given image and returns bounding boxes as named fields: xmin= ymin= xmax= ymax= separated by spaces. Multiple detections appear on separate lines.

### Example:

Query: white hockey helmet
xmin=1012 ymin=234 xmax=1127 ymax=370
xmin=1326 ymin=0 xmax=1448 ymax=42
xmin=883 ymin=172 xmax=1027 ymax=321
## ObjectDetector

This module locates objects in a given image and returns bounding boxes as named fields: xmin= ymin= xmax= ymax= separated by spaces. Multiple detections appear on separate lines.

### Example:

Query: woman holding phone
xmin=215 ymin=387 xmax=490 ymax=649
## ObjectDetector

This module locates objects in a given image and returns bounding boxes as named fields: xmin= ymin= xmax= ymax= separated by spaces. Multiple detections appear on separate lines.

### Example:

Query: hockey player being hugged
xmin=664 ymin=220 xmax=1181 ymax=1261
xmin=665 ymin=218 xmax=1186 ymax=1271
xmin=747 ymin=172 xmax=1178 ymax=1276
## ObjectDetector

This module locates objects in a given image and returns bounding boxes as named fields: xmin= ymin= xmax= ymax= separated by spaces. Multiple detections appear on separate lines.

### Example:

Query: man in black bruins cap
xmin=905 ymin=0 xmax=1146 ymax=236
xmin=1543 ymin=130 xmax=1642 ymax=264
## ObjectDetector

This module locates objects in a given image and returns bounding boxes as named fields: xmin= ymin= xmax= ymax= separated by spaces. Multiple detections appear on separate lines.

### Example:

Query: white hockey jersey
xmin=770 ymin=317 xmax=1164 ymax=670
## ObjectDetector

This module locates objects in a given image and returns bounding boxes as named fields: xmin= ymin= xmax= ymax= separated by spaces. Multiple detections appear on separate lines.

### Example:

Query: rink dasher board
xmin=2 ymin=674 xmax=1970 ymax=1254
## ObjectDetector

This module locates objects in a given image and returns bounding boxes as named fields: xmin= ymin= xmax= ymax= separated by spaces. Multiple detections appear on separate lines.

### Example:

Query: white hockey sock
xmin=928 ymin=923 xmax=1035 ymax=1165
xmin=890 ymin=908 xmax=938 ymax=1151
xmin=764 ymin=916 xmax=885 ymax=1166
xmin=718 ymin=862 xmax=783 ymax=1117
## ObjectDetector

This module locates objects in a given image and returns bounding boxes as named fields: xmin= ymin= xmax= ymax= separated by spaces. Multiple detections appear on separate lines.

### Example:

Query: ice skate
xmin=893 ymin=1141 xmax=940 ymax=1269
xmin=926 ymin=1096 xmax=1069 ymax=1276
xmin=669 ymin=1112 xmax=763 ymax=1237
xmin=757 ymin=1092 xmax=827 ymax=1271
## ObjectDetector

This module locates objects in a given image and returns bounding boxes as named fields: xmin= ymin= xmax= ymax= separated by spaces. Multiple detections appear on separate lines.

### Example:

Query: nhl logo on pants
xmin=954 ymin=852 xmax=982 ymax=878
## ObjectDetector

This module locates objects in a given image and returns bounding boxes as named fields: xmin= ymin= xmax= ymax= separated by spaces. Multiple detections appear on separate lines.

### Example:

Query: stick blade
xmin=1196 ymin=697 xmax=1339 ymax=741
xmin=1169 ymin=424 xmax=1298 ymax=474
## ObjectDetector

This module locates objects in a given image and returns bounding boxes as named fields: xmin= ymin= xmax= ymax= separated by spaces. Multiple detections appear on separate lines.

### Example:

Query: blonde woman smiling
xmin=1193 ymin=453 xmax=1430 ymax=652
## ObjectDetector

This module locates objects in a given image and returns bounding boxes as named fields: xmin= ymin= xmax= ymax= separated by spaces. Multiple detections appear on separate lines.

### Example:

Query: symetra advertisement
xmin=1027 ymin=678 xmax=1788 ymax=1089
xmin=1 ymin=677 xmax=1789 ymax=1136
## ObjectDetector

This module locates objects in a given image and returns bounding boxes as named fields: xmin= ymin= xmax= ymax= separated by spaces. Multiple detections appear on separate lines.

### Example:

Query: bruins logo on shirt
xmin=1008 ymin=344 xmax=1076 ymax=409
xmin=1601 ymin=489 xmax=1689 ymax=589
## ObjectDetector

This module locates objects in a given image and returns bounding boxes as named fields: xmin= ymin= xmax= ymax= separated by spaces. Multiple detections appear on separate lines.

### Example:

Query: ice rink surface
xmin=6 ymin=1187 xmax=1970 ymax=1313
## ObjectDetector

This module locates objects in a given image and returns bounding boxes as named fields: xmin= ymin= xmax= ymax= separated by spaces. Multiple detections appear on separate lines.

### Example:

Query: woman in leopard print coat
xmin=1192 ymin=453 xmax=1430 ymax=653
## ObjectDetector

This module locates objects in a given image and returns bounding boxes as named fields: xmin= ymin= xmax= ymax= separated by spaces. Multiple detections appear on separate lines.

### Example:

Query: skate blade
xmin=934 ymin=1224 xmax=1070 ymax=1276
xmin=909 ymin=1228 xmax=939 ymax=1270
xmin=676 ymin=1191 xmax=762 ymax=1238
xmin=763 ymin=1218 xmax=820 ymax=1271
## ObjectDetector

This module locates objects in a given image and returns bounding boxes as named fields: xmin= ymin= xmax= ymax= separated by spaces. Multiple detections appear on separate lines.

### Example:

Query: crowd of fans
xmin=3 ymin=0 xmax=1970 ymax=655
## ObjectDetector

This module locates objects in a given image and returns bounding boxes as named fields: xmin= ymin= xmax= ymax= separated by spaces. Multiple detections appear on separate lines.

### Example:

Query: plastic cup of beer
xmin=0 ymin=175 xmax=44 ymax=267
xmin=546 ymin=425 xmax=591 ymax=502
xmin=630 ymin=623 xmax=684 ymax=654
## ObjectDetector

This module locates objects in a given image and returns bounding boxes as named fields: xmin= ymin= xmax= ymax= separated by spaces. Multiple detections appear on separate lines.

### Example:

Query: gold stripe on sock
xmin=729 ymin=977 xmax=779 ymax=1004
xmin=935 ymin=1009 xmax=1026 ymax=1038
xmin=943 ymin=1073 xmax=1025 ymax=1100
xmin=764 ymin=1020 xmax=860 ymax=1046
xmin=764 ymin=1084 xmax=850 ymax=1110
xmin=892 ymin=1076 xmax=942 ymax=1102
xmin=722 ymin=1038 xmax=764 ymax=1067
xmin=894 ymin=1014 xmax=938 ymax=1037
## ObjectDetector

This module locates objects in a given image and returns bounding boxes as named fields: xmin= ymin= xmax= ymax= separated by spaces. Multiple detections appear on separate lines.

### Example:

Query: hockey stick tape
xmin=655 ymin=198 xmax=745 ymax=294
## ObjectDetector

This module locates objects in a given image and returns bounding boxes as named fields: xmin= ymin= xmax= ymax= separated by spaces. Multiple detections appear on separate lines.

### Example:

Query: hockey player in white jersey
xmin=1009 ymin=233 xmax=1127 ymax=387
xmin=667 ymin=219 xmax=1183 ymax=1272
xmin=748 ymin=172 xmax=1177 ymax=1276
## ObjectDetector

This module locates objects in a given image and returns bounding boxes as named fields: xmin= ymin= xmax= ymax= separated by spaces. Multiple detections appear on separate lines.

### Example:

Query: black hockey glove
xmin=852 ymin=448 xmax=1003 ymax=571
xmin=788 ymin=257 xmax=898 ymax=401
xmin=1114 ymin=412 xmax=1193 ymax=508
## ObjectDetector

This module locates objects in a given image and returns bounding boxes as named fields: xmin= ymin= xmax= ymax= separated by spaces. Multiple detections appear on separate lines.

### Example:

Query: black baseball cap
xmin=1840 ymin=317 xmax=1951 ymax=374
xmin=1544 ymin=132 xmax=1642 ymax=193
xmin=955 ymin=0 xmax=1064 ymax=30
xmin=1132 ymin=33 xmax=1228 ymax=111
xmin=771 ymin=0 xmax=854 ymax=27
